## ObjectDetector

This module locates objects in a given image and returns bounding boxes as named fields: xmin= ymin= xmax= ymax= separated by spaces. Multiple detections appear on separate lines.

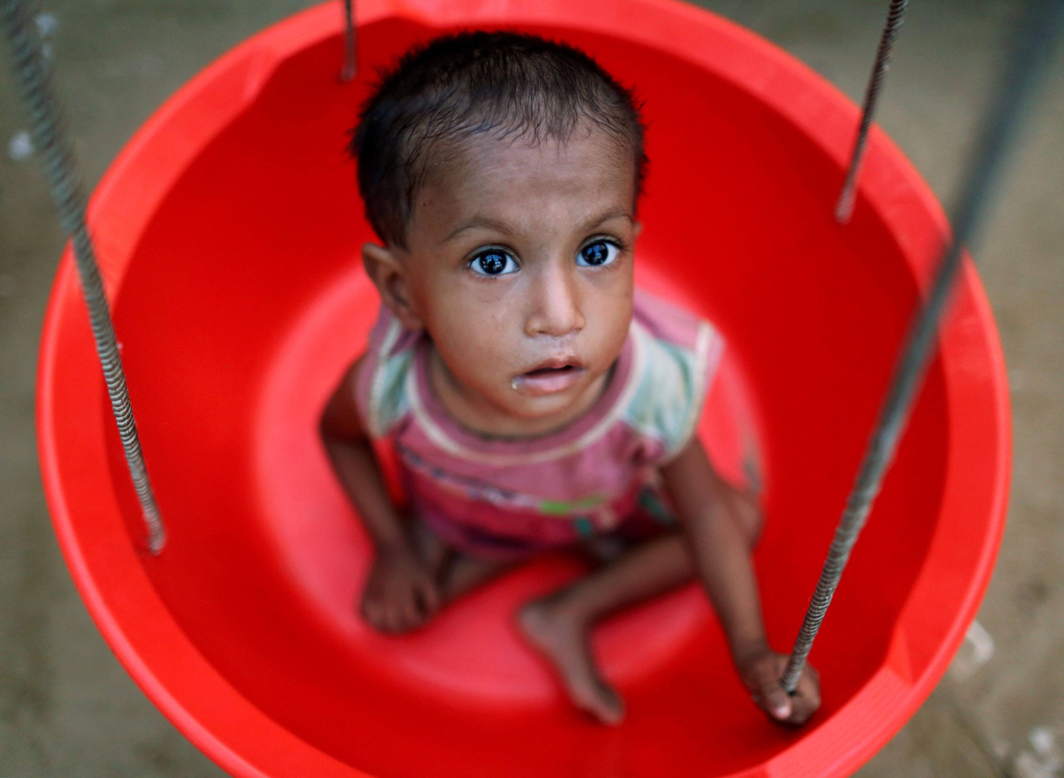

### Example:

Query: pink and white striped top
xmin=355 ymin=290 xmax=724 ymax=559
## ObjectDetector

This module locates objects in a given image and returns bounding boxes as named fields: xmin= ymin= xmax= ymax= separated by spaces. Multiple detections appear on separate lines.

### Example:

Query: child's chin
xmin=508 ymin=391 xmax=587 ymax=427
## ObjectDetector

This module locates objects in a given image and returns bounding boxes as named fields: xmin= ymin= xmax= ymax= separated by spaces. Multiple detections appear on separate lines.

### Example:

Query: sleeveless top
xmin=354 ymin=289 xmax=724 ymax=559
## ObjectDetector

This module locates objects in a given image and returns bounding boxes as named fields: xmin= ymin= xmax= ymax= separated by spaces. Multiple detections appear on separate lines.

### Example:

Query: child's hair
xmin=350 ymin=30 xmax=647 ymax=249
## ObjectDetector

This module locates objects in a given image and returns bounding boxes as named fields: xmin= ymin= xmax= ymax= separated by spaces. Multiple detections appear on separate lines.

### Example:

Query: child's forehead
xmin=407 ymin=129 xmax=636 ymax=244
xmin=424 ymin=125 xmax=634 ymax=199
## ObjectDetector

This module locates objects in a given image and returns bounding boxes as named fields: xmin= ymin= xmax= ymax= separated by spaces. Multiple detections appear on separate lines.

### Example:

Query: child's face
xmin=367 ymin=124 xmax=639 ymax=432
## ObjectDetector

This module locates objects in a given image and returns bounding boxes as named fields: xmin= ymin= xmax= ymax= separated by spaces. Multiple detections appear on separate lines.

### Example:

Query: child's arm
xmin=661 ymin=437 xmax=821 ymax=726
xmin=320 ymin=358 xmax=441 ymax=633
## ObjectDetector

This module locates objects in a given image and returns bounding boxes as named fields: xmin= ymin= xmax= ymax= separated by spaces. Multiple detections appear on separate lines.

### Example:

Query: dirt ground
xmin=1 ymin=1 xmax=1061 ymax=775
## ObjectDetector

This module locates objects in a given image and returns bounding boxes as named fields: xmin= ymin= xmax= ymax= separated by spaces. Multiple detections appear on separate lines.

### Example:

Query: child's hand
xmin=360 ymin=545 xmax=441 ymax=634
xmin=737 ymin=647 xmax=820 ymax=726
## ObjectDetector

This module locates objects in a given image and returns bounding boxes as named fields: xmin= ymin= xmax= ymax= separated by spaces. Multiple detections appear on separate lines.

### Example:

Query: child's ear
xmin=362 ymin=243 xmax=424 ymax=330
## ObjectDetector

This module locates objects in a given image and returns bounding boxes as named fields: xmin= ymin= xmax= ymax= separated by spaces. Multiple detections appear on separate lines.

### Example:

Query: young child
xmin=320 ymin=30 xmax=820 ymax=726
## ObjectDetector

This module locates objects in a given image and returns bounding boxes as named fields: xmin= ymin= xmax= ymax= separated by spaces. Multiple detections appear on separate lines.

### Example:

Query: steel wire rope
xmin=2 ymin=0 xmax=361 ymax=554
xmin=835 ymin=0 xmax=909 ymax=224
xmin=341 ymin=0 xmax=356 ymax=81
xmin=1 ymin=0 xmax=165 ymax=553
xmin=782 ymin=0 xmax=1064 ymax=695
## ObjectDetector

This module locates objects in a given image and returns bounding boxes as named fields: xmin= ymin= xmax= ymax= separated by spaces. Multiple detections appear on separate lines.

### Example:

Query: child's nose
xmin=525 ymin=262 xmax=585 ymax=338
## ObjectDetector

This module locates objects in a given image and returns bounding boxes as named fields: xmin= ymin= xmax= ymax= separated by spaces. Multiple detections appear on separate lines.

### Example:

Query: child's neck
xmin=429 ymin=348 xmax=613 ymax=440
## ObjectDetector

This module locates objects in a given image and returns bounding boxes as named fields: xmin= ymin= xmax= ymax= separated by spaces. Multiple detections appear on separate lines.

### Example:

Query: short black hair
xmin=350 ymin=30 xmax=647 ymax=248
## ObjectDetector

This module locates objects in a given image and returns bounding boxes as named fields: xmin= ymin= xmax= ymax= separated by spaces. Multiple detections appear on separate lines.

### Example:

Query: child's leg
xmin=518 ymin=530 xmax=695 ymax=725
xmin=517 ymin=476 xmax=763 ymax=724
xmin=410 ymin=516 xmax=451 ymax=579
xmin=410 ymin=516 xmax=519 ymax=604
xmin=440 ymin=552 xmax=516 ymax=602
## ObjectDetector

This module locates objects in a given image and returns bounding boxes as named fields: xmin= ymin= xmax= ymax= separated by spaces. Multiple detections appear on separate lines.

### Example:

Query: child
xmin=320 ymin=30 xmax=820 ymax=726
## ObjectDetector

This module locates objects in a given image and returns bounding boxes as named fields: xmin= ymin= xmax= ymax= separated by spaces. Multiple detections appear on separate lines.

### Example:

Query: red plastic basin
xmin=37 ymin=1 xmax=1010 ymax=776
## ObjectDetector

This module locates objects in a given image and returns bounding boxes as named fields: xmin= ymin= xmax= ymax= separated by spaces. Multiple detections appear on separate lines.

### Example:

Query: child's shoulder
xmin=623 ymin=290 xmax=725 ymax=461
xmin=631 ymin=289 xmax=716 ymax=351
xmin=353 ymin=306 xmax=420 ymax=438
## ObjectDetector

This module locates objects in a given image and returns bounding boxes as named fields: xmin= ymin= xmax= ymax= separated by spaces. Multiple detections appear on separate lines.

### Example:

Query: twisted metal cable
xmin=340 ymin=0 xmax=356 ymax=81
xmin=783 ymin=0 xmax=1064 ymax=694
xmin=2 ymin=0 xmax=165 ymax=554
xmin=835 ymin=0 xmax=908 ymax=224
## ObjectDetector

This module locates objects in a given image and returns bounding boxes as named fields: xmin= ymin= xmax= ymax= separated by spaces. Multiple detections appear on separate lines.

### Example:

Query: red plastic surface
xmin=36 ymin=1 xmax=1010 ymax=776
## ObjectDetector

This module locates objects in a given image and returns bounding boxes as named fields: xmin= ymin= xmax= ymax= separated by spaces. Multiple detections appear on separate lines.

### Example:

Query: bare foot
xmin=517 ymin=597 xmax=625 ymax=725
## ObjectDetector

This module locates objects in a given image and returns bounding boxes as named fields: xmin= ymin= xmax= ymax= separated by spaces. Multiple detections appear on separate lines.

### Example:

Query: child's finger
xmin=375 ymin=590 xmax=404 ymax=632
xmin=401 ymin=592 xmax=424 ymax=629
xmin=370 ymin=603 xmax=395 ymax=633
xmin=385 ymin=604 xmax=408 ymax=633
xmin=786 ymin=690 xmax=818 ymax=725
xmin=412 ymin=574 xmax=442 ymax=626
xmin=803 ymin=669 xmax=821 ymax=702
xmin=361 ymin=596 xmax=383 ymax=629
xmin=799 ymin=669 xmax=821 ymax=710
xmin=417 ymin=577 xmax=441 ymax=614
xmin=784 ymin=670 xmax=821 ymax=725
xmin=757 ymin=676 xmax=792 ymax=721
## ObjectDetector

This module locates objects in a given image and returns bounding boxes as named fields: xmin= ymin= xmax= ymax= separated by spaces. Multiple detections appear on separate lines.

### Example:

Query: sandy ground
xmin=1 ymin=1 xmax=1061 ymax=775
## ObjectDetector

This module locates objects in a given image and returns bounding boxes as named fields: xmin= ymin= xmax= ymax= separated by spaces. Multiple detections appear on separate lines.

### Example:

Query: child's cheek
xmin=452 ymin=279 xmax=525 ymax=334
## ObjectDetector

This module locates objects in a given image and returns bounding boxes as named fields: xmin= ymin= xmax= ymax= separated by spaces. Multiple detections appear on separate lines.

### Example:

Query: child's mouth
xmin=512 ymin=360 xmax=586 ymax=396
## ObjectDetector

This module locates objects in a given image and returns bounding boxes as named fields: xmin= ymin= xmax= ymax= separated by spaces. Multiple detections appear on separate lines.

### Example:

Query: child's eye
xmin=468 ymin=248 xmax=519 ymax=276
xmin=577 ymin=239 xmax=622 ymax=268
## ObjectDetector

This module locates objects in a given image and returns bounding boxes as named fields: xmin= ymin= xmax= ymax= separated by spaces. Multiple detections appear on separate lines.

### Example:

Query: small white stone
xmin=7 ymin=131 xmax=33 ymax=161
xmin=948 ymin=620 xmax=995 ymax=681
xmin=1013 ymin=752 xmax=1041 ymax=778
xmin=1029 ymin=726 xmax=1055 ymax=756
xmin=966 ymin=620 xmax=995 ymax=664
xmin=1014 ymin=727 xmax=1064 ymax=778
xmin=35 ymin=12 xmax=59 ymax=39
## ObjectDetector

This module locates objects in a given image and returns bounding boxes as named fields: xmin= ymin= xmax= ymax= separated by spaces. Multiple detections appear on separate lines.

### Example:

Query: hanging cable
xmin=783 ymin=0 xmax=1064 ymax=695
xmin=1 ymin=0 xmax=166 ymax=554
xmin=835 ymin=0 xmax=908 ymax=224
xmin=340 ymin=0 xmax=356 ymax=81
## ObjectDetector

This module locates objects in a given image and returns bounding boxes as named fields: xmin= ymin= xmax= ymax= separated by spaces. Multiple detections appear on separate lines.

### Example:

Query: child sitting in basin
xmin=320 ymin=30 xmax=820 ymax=726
